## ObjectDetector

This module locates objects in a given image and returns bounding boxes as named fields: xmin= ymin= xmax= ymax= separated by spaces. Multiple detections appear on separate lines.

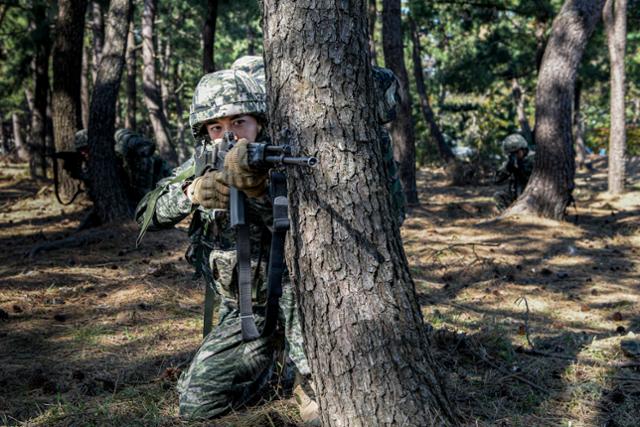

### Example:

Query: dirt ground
xmin=1 ymin=158 xmax=639 ymax=426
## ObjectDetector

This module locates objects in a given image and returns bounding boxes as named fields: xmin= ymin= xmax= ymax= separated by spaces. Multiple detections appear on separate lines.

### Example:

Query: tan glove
xmin=219 ymin=138 xmax=268 ymax=198
xmin=189 ymin=170 xmax=230 ymax=209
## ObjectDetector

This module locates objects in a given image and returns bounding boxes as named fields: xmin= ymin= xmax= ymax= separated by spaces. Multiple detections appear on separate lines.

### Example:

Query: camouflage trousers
xmin=493 ymin=188 xmax=517 ymax=212
xmin=177 ymin=248 xmax=310 ymax=419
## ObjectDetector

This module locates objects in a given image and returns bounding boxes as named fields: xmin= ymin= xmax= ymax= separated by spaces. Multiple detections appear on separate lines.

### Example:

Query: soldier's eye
xmin=233 ymin=119 xmax=245 ymax=127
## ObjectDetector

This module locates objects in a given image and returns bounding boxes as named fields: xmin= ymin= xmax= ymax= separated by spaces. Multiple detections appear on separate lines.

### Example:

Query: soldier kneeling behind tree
xmin=493 ymin=133 xmax=534 ymax=212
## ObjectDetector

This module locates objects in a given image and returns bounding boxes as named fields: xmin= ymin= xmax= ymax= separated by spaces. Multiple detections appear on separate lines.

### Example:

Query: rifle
xmin=195 ymin=132 xmax=317 ymax=340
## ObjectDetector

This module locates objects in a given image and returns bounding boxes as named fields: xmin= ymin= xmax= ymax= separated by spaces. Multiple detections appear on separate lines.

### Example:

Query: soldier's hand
xmin=189 ymin=170 xmax=230 ymax=209
xmin=220 ymin=139 xmax=268 ymax=198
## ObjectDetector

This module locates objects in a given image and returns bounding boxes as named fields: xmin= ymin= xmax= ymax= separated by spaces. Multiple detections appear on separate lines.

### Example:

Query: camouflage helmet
xmin=74 ymin=129 xmax=88 ymax=150
xmin=373 ymin=66 xmax=400 ymax=125
xmin=114 ymin=128 xmax=156 ymax=157
xmin=502 ymin=133 xmax=529 ymax=154
xmin=189 ymin=70 xmax=266 ymax=140
xmin=231 ymin=55 xmax=265 ymax=88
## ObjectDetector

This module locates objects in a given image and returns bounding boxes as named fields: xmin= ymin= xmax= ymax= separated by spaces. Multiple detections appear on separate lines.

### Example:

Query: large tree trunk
xmin=382 ymin=0 xmax=418 ymax=205
xmin=87 ymin=0 xmax=133 ymax=223
xmin=409 ymin=17 xmax=454 ymax=164
xmin=504 ymin=0 xmax=605 ymax=220
xmin=91 ymin=1 xmax=104 ymax=83
xmin=52 ymin=0 xmax=88 ymax=200
xmin=142 ymin=0 xmax=177 ymax=163
xmin=30 ymin=6 xmax=51 ymax=179
xmin=125 ymin=18 xmax=137 ymax=130
xmin=202 ymin=0 xmax=218 ymax=73
xmin=81 ymin=42 xmax=90 ymax=129
xmin=12 ymin=112 xmax=30 ymax=162
xmin=262 ymin=1 xmax=457 ymax=425
xmin=511 ymin=78 xmax=533 ymax=142
xmin=368 ymin=0 xmax=378 ymax=66
xmin=604 ymin=0 xmax=627 ymax=195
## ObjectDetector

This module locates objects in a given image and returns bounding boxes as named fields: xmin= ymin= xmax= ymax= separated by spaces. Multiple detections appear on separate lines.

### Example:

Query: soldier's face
xmin=205 ymin=115 xmax=261 ymax=142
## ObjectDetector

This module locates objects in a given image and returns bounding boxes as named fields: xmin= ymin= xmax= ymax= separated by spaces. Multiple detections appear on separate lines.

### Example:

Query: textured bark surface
xmin=573 ymin=81 xmax=589 ymax=169
xmin=81 ymin=42 xmax=90 ymax=129
xmin=142 ymin=0 xmax=177 ymax=164
xmin=87 ymin=0 xmax=133 ymax=223
xmin=511 ymin=78 xmax=533 ymax=143
xmin=382 ymin=0 xmax=418 ymax=205
xmin=52 ymin=0 xmax=87 ymax=200
xmin=202 ymin=0 xmax=218 ymax=73
xmin=409 ymin=18 xmax=454 ymax=163
xmin=505 ymin=0 xmax=605 ymax=220
xmin=368 ymin=0 xmax=378 ymax=65
xmin=12 ymin=113 xmax=30 ymax=162
xmin=30 ymin=6 xmax=51 ymax=179
xmin=125 ymin=18 xmax=137 ymax=130
xmin=263 ymin=1 xmax=456 ymax=426
xmin=604 ymin=0 xmax=627 ymax=194
xmin=91 ymin=1 xmax=104 ymax=84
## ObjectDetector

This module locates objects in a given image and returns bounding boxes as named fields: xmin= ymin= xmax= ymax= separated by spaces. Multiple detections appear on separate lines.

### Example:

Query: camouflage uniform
xmin=114 ymin=128 xmax=171 ymax=203
xmin=231 ymin=55 xmax=266 ymax=88
xmin=135 ymin=69 xmax=309 ymax=420
xmin=493 ymin=134 xmax=534 ymax=211
xmin=373 ymin=66 xmax=406 ymax=224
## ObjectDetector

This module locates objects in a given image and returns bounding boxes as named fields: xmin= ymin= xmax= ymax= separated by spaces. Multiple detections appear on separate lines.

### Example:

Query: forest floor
xmin=0 ymin=157 xmax=639 ymax=427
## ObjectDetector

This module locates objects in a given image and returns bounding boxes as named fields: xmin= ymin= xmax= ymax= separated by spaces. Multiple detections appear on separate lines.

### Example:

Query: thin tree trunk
xmin=202 ymin=0 xmax=217 ymax=73
xmin=52 ymin=0 xmax=88 ymax=200
xmin=31 ymin=6 xmax=51 ymax=179
xmin=173 ymin=60 xmax=189 ymax=162
xmin=142 ymin=0 xmax=177 ymax=163
xmin=409 ymin=17 xmax=454 ymax=163
xmin=382 ymin=0 xmax=418 ymax=205
xmin=160 ymin=35 xmax=171 ymax=121
xmin=604 ymin=0 xmax=627 ymax=194
xmin=511 ymin=78 xmax=533 ymax=142
xmin=125 ymin=18 xmax=137 ymax=130
xmin=91 ymin=1 xmax=104 ymax=83
xmin=573 ymin=81 xmax=588 ymax=169
xmin=368 ymin=0 xmax=378 ymax=66
xmin=0 ymin=116 xmax=6 ymax=155
xmin=247 ymin=24 xmax=256 ymax=55
xmin=87 ymin=0 xmax=134 ymax=223
xmin=81 ymin=41 xmax=90 ymax=129
xmin=263 ymin=1 xmax=457 ymax=425
xmin=505 ymin=0 xmax=606 ymax=220
xmin=12 ymin=112 xmax=30 ymax=162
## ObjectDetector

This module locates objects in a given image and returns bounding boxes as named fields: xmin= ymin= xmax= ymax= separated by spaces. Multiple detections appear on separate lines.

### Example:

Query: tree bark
xmin=202 ymin=0 xmax=218 ymax=73
xmin=87 ymin=0 xmax=134 ymax=223
xmin=511 ymin=78 xmax=533 ymax=143
xmin=142 ymin=0 xmax=177 ymax=163
xmin=52 ymin=0 xmax=88 ymax=200
xmin=604 ymin=0 xmax=627 ymax=195
xmin=91 ymin=1 xmax=104 ymax=84
xmin=262 ymin=1 xmax=457 ymax=425
xmin=159 ymin=34 xmax=171 ymax=121
xmin=573 ymin=81 xmax=589 ymax=169
xmin=30 ymin=5 xmax=51 ymax=179
xmin=125 ymin=18 xmax=137 ymax=130
xmin=409 ymin=17 xmax=454 ymax=164
xmin=368 ymin=0 xmax=378 ymax=66
xmin=12 ymin=112 xmax=30 ymax=162
xmin=382 ymin=0 xmax=418 ymax=205
xmin=504 ymin=0 xmax=605 ymax=220
xmin=81 ymin=41 xmax=90 ymax=129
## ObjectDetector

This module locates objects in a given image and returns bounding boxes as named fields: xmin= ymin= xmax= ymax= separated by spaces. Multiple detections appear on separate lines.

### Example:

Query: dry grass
xmin=0 ymin=158 xmax=638 ymax=426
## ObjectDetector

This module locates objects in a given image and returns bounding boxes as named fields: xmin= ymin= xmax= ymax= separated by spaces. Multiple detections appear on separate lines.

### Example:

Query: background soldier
xmin=493 ymin=133 xmax=534 ymax=211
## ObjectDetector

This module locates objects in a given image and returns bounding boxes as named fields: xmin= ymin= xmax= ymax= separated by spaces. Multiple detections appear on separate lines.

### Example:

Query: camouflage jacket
xmin=135 ymin=156 xmax=273 ymax=303
xmin=381 ymin=127 xmax=406 ymax=224
xmin=495 ymin=152 xmax=534 ymax=196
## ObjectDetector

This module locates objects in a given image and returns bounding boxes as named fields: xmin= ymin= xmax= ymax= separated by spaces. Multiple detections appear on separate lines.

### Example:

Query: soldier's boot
xmin=293 ymin=374 xmax=320 ymax=426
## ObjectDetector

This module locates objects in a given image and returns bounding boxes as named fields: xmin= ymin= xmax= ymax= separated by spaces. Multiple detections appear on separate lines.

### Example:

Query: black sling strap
xmin=262 ymin=171 xmax=289 ymax=337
